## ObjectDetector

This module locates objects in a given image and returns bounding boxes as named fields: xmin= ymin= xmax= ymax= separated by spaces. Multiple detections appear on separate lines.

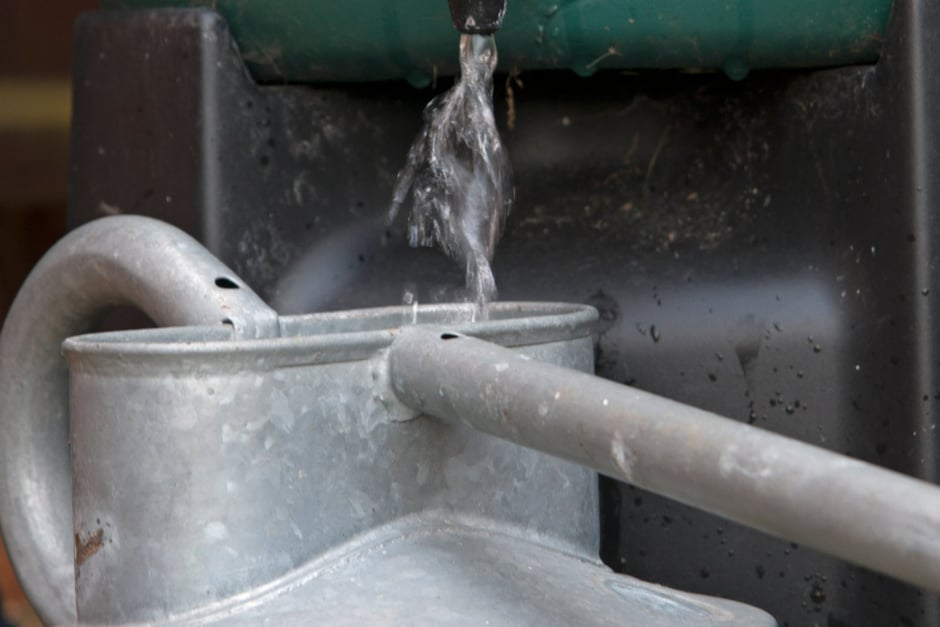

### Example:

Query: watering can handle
xmin=0 ymin=215 xmax=279 ymax=624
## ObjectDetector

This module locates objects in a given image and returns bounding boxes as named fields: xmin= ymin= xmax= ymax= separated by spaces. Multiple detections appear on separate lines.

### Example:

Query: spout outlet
xmin=447 ymin=0 xmax=507 ymax=34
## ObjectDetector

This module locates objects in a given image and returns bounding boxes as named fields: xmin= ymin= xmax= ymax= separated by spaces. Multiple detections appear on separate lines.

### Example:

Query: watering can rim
xmin=62 ymin=301 xmax=599 ymax=366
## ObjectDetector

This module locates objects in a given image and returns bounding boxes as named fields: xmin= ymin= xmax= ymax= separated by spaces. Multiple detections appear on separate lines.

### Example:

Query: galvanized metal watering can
xmin=1 ymin=216 xmax=939 ymax=625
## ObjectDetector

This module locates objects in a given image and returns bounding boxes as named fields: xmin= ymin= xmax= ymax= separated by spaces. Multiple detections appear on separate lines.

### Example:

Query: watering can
xmin=1 ymin=216 xmax=940 ymax=625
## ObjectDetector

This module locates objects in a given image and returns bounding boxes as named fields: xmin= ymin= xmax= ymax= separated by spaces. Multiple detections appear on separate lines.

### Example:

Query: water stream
xmin=388 ymin=34 xmax=513 ymax=320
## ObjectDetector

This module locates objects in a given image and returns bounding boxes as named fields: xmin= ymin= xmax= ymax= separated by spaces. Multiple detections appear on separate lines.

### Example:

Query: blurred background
xmin=0 ymin=1 xmax=98 ymax=624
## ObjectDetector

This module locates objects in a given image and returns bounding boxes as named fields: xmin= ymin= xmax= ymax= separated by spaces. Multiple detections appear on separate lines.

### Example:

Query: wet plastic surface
xmin=67 ymin=2 xmax=940 ymax=625
xmin=97 ymin=0 xmax=893 ymax=83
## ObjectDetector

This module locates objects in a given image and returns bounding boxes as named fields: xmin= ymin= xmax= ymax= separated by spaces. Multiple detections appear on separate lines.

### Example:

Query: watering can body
xmin=64 ymin=306 xmax=600 ymax=622
xmin=0 ymin=216 xmax=773 ymax=625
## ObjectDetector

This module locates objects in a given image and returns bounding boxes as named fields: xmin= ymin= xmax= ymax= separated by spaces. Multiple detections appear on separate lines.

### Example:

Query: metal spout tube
xmin=389 ymin=326 xmax=940 ymax=593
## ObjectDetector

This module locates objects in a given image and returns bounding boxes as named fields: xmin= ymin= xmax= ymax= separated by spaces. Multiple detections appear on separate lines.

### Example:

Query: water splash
xmin=387 ymin=34 xmax=513 ymax=319
xmin=401 ymin=284 xmax=419 ymax=325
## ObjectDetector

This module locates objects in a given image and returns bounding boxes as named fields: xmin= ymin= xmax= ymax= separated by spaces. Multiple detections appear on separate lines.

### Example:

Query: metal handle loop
xmin=0 ymin=215 xmax=278 ymax=624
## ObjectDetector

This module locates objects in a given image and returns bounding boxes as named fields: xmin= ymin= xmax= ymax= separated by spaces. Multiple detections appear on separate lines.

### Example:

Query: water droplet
xmin=723 ymin=56 xmax=749 ymax=80
xmin=785 ymin=404 xmax=795 ymax=415
xmin=650 ymin=325 xmax=661 ymax=343
xmin=810 ymin=582 xmax=826 ymax=604
xmin=813 ymin=344 xmax=822 ymax=353
xmin=635 ymin=322 xmax=647 ymax=336
xmin=922 ymin=288 xmax=930 ymax=296
xmin=708 ymin=373 xmax=717 ymax=382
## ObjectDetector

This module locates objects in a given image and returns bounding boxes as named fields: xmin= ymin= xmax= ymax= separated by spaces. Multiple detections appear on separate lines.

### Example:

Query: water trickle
xmin=401 ymin=285 xmax=419 ymax=325
xmin=388 ymin=34 xmax=513 ymax=319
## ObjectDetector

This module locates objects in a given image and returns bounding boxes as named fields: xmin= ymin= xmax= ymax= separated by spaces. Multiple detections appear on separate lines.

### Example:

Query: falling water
xmin=387 ymin=34 xmax=513 ymax=320
xmin=401 ymin=283 xmax=419 ymax=326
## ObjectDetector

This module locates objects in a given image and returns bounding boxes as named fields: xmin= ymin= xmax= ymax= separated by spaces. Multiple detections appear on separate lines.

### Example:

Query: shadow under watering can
xmin=0 ymin=216 xmax=938 ymax=625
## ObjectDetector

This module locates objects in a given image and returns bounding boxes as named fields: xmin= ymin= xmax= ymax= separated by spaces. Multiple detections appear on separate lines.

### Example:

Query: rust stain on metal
xmin=75 ymin=528 xmax=104 ymax=566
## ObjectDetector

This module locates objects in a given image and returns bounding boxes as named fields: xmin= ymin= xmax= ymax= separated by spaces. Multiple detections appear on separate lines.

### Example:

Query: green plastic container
xmin=100 ymin=0 xmax=894 ymax=84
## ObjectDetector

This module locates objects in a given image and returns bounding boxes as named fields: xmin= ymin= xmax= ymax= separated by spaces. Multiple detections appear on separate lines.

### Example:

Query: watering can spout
xmin=388 ymin=325 xmax=940 ymax=595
